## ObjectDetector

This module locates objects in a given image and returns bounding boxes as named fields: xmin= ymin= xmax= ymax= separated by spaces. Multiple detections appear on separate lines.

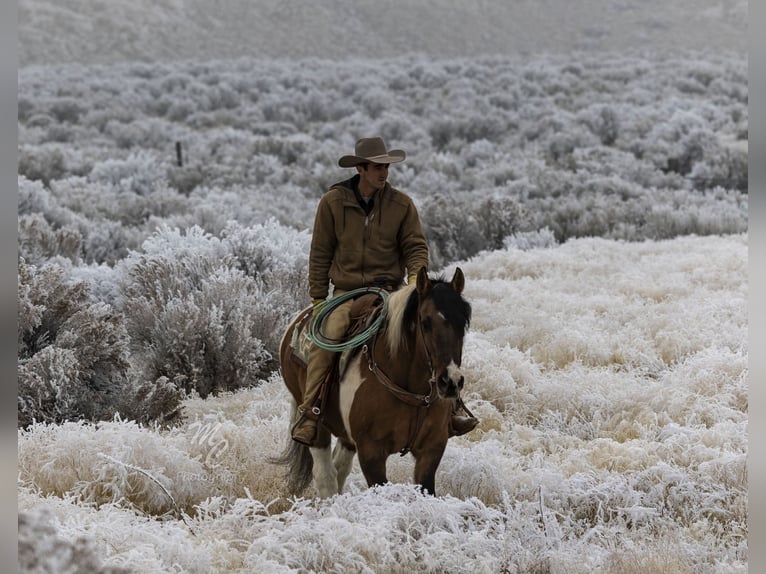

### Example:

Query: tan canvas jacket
xmin=309 ymin=175 xmax=429 ymax=300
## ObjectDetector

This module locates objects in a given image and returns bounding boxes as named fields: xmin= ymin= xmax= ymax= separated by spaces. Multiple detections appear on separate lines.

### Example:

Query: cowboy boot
xmin=449 ymin=400 xmax=478 ymax=437
xmin=291 ymin=412 xmax=318 ymax=447
xmin=292 ymin=342 xmax=336 ymax=446
xmin=291 ymin=371 xmax=324 ymax=446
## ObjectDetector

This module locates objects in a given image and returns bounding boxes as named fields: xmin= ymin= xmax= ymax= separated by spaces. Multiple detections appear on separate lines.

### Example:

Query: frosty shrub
xmin=420 ymin=192 xmax=526 ymax=267
xmin=17 ymin=259 xmax=133 ymax=427
xmin=578 ymin=104 xmax=620 ymax=146
xmin=166 ymin=164 xmax=206 ymax=195
xmin=18 ymin=176 xmax=87 ymax=232
xmin=19 ymin=509 xmax=129 ymax=574
xmin=49 ymin=97 xmax=86 ymax=124
xmin=79 ymin=220 xmax=135 ymax=266
xmin=18 ymin=213 xmax=82 ymax=265
xmin=420 ymin=194 xmax=484 ymax=268
xmin=475 ymin=196 xmax=526 ymax=251
xmin=45 ymin=175 xmax=189 ymax=265
xmin=221 ymin=219 xmax=311 ymax=352
xmin=67 ymin=263 xmax=122 ymax=308
xmin=52 ymin=175 xmax=188 ymax=228
xmin=117 ymin=225 xmax=273 ymax=398
xmin=88 ymin=151 xmax=169 ymax=197
xmin=18 ymin=144 xmax=67 ymax=185
xmin=19 ymin=418 xmax=212 ymax=515
xmin=688 ymin=137 xmax=749 ymax=191
xmin=504 ymin=227 xmax=558 ymax=251
xmin=18 ymin=175 xmax=52 ymax=215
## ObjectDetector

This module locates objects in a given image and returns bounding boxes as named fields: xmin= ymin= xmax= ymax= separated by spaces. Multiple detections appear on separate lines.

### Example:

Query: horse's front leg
xmin=413 ymin=442 xmax=447 ymax=495
xmin=356 ymin=443 xmax=388 ymax=487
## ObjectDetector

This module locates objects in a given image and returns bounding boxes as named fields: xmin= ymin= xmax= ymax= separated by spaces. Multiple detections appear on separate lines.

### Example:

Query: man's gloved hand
xmin=407 ymin=274 xmax=417 ymax=286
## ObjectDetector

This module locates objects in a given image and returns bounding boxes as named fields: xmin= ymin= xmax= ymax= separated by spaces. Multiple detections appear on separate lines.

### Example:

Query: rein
xmin=362 ymin=333 xmax=438 ymax=408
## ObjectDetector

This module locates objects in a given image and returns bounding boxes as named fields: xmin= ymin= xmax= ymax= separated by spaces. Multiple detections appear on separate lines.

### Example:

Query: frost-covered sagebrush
xmin=18 ymin=259 xmax=131 ymax=426
xmin=17 ymin=258 xmax=183 ymax=427
xmin=18 ymin=53 xmax=747 ymax=267
xmin=18 ymin=234 xmax=747 ymax=573
xmin=116 ymin=225 xmax=293 ymax=397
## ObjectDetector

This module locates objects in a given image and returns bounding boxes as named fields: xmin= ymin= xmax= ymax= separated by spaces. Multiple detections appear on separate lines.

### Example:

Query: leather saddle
xmin=289 ymin=293 xmax=384 ymax=378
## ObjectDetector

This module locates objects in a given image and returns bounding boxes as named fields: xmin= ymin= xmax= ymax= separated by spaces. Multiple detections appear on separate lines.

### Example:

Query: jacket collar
xmin=333 ymin=174 xmax=389 ymax=213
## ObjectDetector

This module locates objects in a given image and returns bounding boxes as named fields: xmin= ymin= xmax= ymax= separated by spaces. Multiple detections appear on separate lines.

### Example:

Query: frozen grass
xmin=18 ymin=234 xmax=747 ymax=572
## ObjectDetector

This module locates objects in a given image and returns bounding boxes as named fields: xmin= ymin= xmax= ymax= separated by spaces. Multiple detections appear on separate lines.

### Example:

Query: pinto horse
xmin=274 ymin=267 xmax=471 ymax=498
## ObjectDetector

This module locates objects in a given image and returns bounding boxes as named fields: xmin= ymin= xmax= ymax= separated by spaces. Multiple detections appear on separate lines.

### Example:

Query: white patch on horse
xmin=332 ymin=441 xmax=356 ymax=493
xmin=310 ymin=445 xmax=338 ymax=498
xmin=339 ymin=354 xmax=364 ymax=444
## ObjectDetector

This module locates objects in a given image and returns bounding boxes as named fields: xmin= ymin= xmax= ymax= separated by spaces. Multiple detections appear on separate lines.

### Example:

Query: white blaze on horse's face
xmin=423 ymin=310 xmax=466 ymax=399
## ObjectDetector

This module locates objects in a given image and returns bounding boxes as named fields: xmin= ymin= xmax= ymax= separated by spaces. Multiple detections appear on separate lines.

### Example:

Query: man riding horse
xmin=291 ymin=136 xmax=478 ymax=446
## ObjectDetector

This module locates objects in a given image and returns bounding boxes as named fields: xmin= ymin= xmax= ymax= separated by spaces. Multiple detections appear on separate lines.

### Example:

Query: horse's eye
xmin=421 ymin=318 xmax=432 ymax=332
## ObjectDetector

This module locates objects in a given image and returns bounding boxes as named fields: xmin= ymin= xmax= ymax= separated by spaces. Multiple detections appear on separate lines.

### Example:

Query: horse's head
xmin=415 ymin=267 xmax=472 ymax=400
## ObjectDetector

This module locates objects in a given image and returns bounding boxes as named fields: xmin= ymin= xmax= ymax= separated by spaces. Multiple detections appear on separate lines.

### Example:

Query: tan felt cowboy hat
xmin=338 ymin=137 xmax=406 ymax=168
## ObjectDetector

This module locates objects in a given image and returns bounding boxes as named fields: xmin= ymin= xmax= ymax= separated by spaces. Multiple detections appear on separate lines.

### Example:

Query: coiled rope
xmin=310 ymin=287 xmax=389 ymax=352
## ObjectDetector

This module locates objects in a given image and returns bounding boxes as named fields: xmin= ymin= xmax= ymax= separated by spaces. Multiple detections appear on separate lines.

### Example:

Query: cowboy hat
xmin=338 ymin=137 xmax=406 ymax=168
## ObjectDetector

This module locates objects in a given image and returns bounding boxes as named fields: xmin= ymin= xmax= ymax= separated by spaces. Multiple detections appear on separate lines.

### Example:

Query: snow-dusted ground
xmin=18 ymin=233 xmax=747 ymax=573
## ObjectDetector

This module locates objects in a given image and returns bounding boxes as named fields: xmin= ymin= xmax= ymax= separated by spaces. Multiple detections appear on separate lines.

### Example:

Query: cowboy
xmin=291 ymin=136 xmax=478 ymax=446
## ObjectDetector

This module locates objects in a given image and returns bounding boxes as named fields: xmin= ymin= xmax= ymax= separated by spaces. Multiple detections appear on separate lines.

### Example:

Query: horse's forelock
xmin=384 ymin=278 xmax=471 ymax=353
xmin=431 ymin=280 xmax=472 ymax=333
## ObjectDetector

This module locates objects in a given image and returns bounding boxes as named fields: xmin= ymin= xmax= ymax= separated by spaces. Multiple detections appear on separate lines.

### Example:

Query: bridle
xmin=362 ymin=296 xmax=441 ymax=404
xmin=361 ymin=297 xmax=458 ymax=456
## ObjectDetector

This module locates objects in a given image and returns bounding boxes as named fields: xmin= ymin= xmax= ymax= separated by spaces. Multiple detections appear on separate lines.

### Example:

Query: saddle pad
xmin=289 ymin=307 xmax=314 ymax=367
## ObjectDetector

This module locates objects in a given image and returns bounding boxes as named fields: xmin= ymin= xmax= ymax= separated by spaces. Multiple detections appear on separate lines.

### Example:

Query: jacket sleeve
xmin=308 ymin=195 xmax=336 ymax=300
xmin=399 ymin=198 xmax=429 ymax=278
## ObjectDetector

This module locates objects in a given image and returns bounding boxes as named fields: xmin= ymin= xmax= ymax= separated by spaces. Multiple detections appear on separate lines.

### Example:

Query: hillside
xmin=19 ymin=0 xmax=747 ymax=67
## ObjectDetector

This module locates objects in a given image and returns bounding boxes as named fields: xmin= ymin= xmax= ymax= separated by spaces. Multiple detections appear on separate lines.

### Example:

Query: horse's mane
xmin=383 ymin=276 xmax=472 ymax=355
xmin=384 ymin=283 xmax=416 ymax=355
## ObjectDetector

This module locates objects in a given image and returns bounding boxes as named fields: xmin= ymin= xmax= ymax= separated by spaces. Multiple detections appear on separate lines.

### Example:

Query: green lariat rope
xmin=310 ymin=287 xmax=390 ymax=352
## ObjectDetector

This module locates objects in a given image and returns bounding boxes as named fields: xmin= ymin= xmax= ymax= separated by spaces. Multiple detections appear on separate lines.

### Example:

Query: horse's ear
xmin=416 ymin=267 xmax=431 ymax=296
xmin=451 ymin=267 xmax=465 ymax=294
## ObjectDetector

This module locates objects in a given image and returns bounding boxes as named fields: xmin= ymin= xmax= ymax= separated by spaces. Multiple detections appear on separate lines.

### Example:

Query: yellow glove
xmin=312 ymin=298 xmax=326 ymax=314
xmin=407 ymin=274 xmax=417 ymax=285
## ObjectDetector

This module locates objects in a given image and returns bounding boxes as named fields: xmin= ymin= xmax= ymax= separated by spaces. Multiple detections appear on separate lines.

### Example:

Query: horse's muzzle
xmin=437 ymin=362 xmax=464 ymax=398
